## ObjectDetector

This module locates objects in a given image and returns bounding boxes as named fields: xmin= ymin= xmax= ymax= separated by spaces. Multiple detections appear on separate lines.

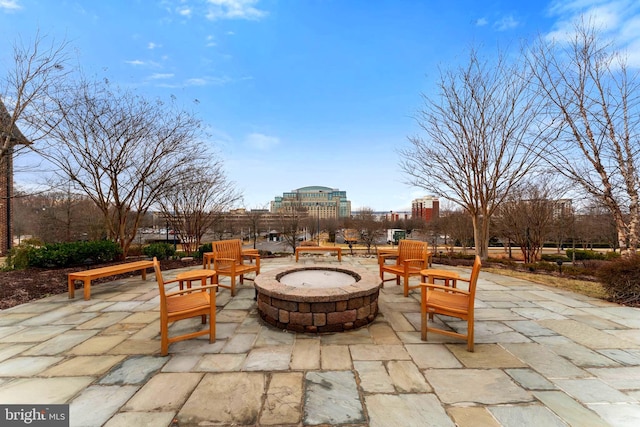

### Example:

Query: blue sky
xmin=2 ymin=0 xmax=640 ymax=212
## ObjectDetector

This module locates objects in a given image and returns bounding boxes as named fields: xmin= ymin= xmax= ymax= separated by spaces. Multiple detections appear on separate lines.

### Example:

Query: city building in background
xmin=375 ymin=211 xmax=411 ymax=221
xmin=412 ymin=196 xmax=439 ymax=222
xmin=270 ymin=186 xmax=351 ymax=219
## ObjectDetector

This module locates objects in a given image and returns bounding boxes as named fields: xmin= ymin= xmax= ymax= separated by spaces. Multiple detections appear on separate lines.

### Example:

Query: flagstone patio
xmin=0 ymin=255 xmax=639 ymax=426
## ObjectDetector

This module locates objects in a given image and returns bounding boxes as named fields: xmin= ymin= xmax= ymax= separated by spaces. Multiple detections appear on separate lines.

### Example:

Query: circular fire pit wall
xmin=254 ymin=265 xmax=382 ymax=333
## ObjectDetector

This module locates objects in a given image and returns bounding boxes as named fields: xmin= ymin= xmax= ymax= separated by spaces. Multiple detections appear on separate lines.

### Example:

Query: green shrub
xmin=541 ymin=254 xmax=570 ymax=263
xmin=26 ymin=240 xmax=122 ymax=268
xmin=532 ymin=262 xmax=558 ymax=272
xmin=4 ymin=239 xmax=41 ymax=270
xmin=143 ymin=242 xmax=176 ymax=260
xmin=198 ymin=243 xmax=212 ymax=260
xmin=565 ymin=249 xmax=605 ymax=261
xmin=605 ymin=251 xmax=621 ymax=260
xmin=596 ymin=255 xmax=640 ymax=305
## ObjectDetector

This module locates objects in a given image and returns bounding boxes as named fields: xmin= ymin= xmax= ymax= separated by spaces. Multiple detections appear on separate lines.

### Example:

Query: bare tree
xmin=528 ymin=19 xmax=640 ymax=255
xmin=323 ymin=217 xmax=340 ymax=243
xmin=1 ymin=32 xmax=69 ymax=161
xmin=158 ymin=164 xmax=241 ymax=255
xmin=32 ymin=77 xmax=210 ymax=257
xmin=493 ymin=180 xmax=558 ymax=263
xmin=0 ymin=32 xmax=70 ymax=254
xmin=244 ymin=207 xmax=267 ymax=249
xmin=13 ymin=186 xmax=105 ymax=243
xmin=352 ymin=207 xmax=383 ymax=254
xmin=437 ymin=209 xmax=474 ymax=254
xmin=400 ymin=48 xmax=543 ymax=260
xmin=278 ymin=203 xmax=307 ymax=252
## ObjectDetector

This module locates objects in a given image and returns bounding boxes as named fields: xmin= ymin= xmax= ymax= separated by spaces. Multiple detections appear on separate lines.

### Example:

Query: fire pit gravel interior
xmin=254 ymin=265 xmax=383 ymax=333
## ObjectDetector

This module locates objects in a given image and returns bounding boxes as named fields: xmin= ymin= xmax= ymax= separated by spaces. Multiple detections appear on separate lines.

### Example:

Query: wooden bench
xmin=295 ymin=246 xmax=342 ymax=262
xmin=68 ymin=260 xmax=155 ymax=300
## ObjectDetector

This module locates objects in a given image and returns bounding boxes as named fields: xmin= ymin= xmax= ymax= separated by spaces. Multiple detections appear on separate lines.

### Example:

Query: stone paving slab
xmin=179 ymin=372 xmax=265 ymax=425
xmin=304 ymin=370 xmax=364 ymax=425
xmin=425 ymin=368 xmax=533 ymax=405
xmin=366 ymin=393 xmax=454 ymax=427
xmin=0 ymin=257 xmax=639 ymax=426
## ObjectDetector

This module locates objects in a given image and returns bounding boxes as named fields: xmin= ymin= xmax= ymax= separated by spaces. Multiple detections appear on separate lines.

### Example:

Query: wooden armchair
xmin=153 ymin=257 xmax=217 ymax=356
xmin=203 ymin=241 xmax=259 ymax=269
xmin=210 ymin=239 xmax=260 ymax=296
xmin=379 ymin=240 xmax=430 ymax=297
xmin=420 ymin=255 xmax=481 ymax=352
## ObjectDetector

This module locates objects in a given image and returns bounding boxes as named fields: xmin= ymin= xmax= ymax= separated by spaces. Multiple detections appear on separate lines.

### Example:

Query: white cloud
xmin=177 ymin=6 xmax=192 ymax=17
xmin=156 ymin=75 xmax=234 ymax=88
xmin=545 ymin=0 xmax=640 ymax=66
xmin=125 ymin=59 xmax=162 ymax=68
xmin=149 ymin=73 xmax=174 ymax=79
xmin=246 ymin=133 xmax=280 ymax=150
xmin=476 ymin=17 xmax=488 ymax=27
xmin=185 ymin=77 xmax=209 ymax=86
xmin=205 ymin=0 xmax=267 ymax=21
xmin=206 ymin=35 xmax=217 ymax=47
xmin=125 ymin=59 xmax=145 ymax=66
xmin=148 ymin=42 xmax=162 ymax=49
xmin=0 ymin=0 xmax=21 ymax=11
xmin=493 ymin=15 xmax=519 ymax=31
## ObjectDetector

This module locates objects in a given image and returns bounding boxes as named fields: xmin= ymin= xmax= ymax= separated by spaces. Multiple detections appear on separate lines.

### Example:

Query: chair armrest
xmin=420 ymin=283 xmax=470 ymax=295
xmin=166 ymin=284 xmax=219 ymax=298
xmin=378 ymin=254 xmax=397 ymax=264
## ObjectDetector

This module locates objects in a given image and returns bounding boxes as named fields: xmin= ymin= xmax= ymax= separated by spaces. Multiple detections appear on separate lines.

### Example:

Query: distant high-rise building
xmin=270 ymin=186 xmax=351 ymax=219
xmin=412 ymin=196 xmax=439 ymax=222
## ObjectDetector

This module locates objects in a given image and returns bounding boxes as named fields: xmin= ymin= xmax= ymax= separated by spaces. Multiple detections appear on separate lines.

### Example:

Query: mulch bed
xmin=0 ymin=258 xmax=201 ymax=310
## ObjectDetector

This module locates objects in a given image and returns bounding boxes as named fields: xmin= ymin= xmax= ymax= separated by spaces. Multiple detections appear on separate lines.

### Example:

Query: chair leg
xmin=209 ymin=292 xmax=216 ymax=343
xmin=230 ymin=276 xmax=236 ymax=297
xmin=467 ymin=319 xmax=474 ymax=352
xmin=420 ymin=288 xmax=427 ymax=341
xmin=161 ymin=321 xmax=169 ymax=356
xmin=403 ymin=275 xmax=409 ymax=297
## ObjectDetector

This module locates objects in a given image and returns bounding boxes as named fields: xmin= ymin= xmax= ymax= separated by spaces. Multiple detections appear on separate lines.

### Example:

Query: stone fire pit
xmin=254 ymin=265 xmax=382 ymax=333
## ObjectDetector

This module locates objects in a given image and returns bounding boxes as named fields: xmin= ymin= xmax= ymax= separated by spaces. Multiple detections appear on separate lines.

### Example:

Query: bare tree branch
xmin=400 ymin=47 xmax=543 ymax=259
xmin=31 ymin=77 xmax=212 ymax=257
xmin=528 ymin=18 xmax=640 ymax=253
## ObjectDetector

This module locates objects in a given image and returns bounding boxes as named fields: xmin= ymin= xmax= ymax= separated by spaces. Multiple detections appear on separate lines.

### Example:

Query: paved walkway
xmin=0 ymin=256 xmax=639 ymax=426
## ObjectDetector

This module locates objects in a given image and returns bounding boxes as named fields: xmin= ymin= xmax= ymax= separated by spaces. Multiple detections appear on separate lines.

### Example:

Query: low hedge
xmin=143 ymin=242 xmax=176 ymax=260
xmin=15 ymin=240 xmax=123 ymax=268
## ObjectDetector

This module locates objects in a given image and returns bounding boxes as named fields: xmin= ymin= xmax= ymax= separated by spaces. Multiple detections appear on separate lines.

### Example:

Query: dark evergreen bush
xmin=26 ymin=240 xmax=122 ymax=268
xmin=541 ymin=254 xmax=570 ymax=263
xmin=596 ymin=255 xmax=640 ymax=305
xmin=565 ymin=249 xmax=605 ymax=260
xmin=197 ymin=243 xmax=212 ymax=260
xmin=143 ymin=242 xmax=176 ymax=260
